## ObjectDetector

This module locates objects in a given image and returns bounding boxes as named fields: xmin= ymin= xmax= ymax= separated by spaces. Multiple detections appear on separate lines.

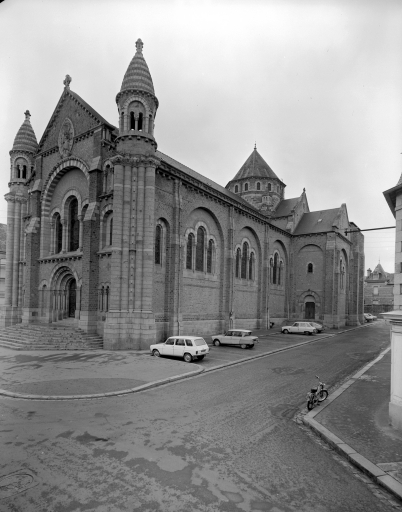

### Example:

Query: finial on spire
xmin=303 ymin=187 xmax=306 ymax=193
xmin=24 ymin=110 xmax=31 ymax=120
xmin=136 ymin=38 xmax=144 ymax=54
xmin=254 ymin=142 xmax=257 ymax=150
xmin=63 ymin=75 xmax=72 ymax=88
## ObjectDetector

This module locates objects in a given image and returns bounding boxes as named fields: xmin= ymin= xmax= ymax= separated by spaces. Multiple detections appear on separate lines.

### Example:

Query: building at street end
xmin=1 ymin=39 xmax=365 ymax=349
xmin=364 ymin=263 xmax=394 ymax=315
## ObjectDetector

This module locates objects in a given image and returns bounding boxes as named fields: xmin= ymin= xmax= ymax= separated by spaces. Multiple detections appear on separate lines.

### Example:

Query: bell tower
xmin=1 ymin=111 xmax=38 ymax=326
xmin=104 ymin=39 xmax=161 ymax=350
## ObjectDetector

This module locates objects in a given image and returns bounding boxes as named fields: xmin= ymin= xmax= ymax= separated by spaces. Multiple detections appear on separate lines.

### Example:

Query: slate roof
xmin=228 ymin=147 xmax=281 ymax=183
xmin=292 ymin=208 xmax=340 ymax=235
xmin=272 ymin=197 xmax=299 ymax=217
xmin=120 ymin=39 xmax=155 ymax=95
xmin=12 ymin=111 xmax=38 ymax=153
xmin=156 ymin=151 xmax=257 ymax=210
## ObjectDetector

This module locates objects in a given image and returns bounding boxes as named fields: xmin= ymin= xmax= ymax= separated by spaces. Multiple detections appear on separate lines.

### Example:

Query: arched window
xmin=196 ymin=227 xmax=205 ymax=271
xmin=307 ymin=263 xmax=313 ymax=273
xmin=236 ymin=248 xmax=241 ymax=278
xmin=130 ymin=112 xmax=135 ymax=130
xmin=186 ymin=233 xmax=194 ymax=270
xmin=105 ymin=286 xmax=109 ymax=312
xmin=235 ymin=185 xmax=239 ymax=193
xmin=109 ymin=218 xmax=113 ymax=246
xmin=340 ymin=259 xmax=346 ymax=290
xmin=268 ymin=183 xmax=272 ymax=192
xmin=207 ymin=239 xmax=214 ymax=274
xmin=269 ymin=258 xmax=273 ymax=283
xmin=278 ymin=261 xmax=283 ymax=286
xmin=256 ymin=182 xmax=261 ymax=191
xmin=22 ymin=165 xmax=27 ymax=179
xmin=69 ymin=198 xmax=79 ymax=251
xmin=138 ymin=112 xmax=143 ymax=131
xmin=155 ymin=225 xmax=162 ymax=264
xmin=249 ymin=252 xmax=255 ymax=280
xmin=273 ymin=253 xmax=278 ymax=284
xmin=55 ymin=213 xmax=63 ymax=253
xmin=241 ymin=242 xmax=249 ymax=279
xmin=244 ymin=183 xmax=249 ymax=192
xmin=100 ymin=286 xmax=105 ymax=311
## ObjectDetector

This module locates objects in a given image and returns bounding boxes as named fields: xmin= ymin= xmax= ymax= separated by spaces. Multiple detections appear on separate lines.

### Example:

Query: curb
xmin=0 ymin=322 xmax=374 ymax=401
xmin=302 ymin=346 xmax=402 ymax=502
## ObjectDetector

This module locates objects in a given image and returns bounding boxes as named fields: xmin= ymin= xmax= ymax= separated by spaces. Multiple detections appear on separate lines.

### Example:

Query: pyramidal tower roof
xmin=12 ymin=110 xmax=38 ymax=153
xmin=120 ymin=39 xmax=155 ymax=95
xmin=231 ymin=146 xmax=281 ymax=182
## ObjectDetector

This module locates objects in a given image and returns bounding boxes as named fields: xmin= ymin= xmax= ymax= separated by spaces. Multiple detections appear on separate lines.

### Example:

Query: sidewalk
xmin=303 ymin=346 xmax=402 ymax=501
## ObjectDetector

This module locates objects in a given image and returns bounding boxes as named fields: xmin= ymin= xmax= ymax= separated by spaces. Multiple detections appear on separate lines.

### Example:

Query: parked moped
xmin=306 ymin=375 xmax=328 ymax=411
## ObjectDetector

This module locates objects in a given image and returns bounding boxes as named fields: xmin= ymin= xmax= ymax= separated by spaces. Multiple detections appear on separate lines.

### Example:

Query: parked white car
xmin=364 ymin=313 xmax=377 ymax=322
xmin=211 ymin=329 xmax=258 ymax=349
xmin=150 ymin=336 xmax=209 ymax=363
xmin=281 ymin=322 xmax=317 ymax=335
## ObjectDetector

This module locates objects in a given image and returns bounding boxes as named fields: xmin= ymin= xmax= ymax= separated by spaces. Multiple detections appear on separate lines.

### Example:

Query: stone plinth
xmin=382 ymin=310 xmax=402 ymax=430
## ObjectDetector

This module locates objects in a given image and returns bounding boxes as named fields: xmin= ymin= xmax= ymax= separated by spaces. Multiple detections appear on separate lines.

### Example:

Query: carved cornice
xmin=5 ymin=193 xmax=27 ymax=204
xmin=110 ymin=154 xmax=160 ymax=168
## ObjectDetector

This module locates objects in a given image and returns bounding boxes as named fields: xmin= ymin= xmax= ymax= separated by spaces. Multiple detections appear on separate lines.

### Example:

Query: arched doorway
xmin=68 ymin=279 xmax=77 ymax=317
xmin=304 ymin=294 xmax=316 ymax=320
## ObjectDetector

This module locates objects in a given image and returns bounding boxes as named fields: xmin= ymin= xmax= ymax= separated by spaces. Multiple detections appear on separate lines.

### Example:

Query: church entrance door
xmin=68 ymin=280 xmax=76 ymax=318
xmin=305 ymin=302 xmax=315 ymax=320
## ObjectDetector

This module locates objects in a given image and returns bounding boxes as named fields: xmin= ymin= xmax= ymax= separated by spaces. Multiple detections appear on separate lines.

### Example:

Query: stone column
xmin=78 ymin=214 xmax=84 ymax=251
xmin=12 ymin=198 xmax=22 ymax=307
xmin=4 ymin=195 xmax=15 ymax=306
xmin=169 ymin=179 xmax=183 ymax=336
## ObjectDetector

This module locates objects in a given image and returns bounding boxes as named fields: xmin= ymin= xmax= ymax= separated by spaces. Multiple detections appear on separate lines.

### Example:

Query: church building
xmin=1 ymin=39 xmax=365 ymax=350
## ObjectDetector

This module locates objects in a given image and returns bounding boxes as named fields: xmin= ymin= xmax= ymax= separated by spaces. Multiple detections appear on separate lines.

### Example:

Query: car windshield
xmin=194 ymin=338 xmax=206 ymax=346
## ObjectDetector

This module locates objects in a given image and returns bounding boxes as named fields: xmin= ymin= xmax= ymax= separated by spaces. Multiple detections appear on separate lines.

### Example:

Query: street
xmin=0 ymin=322 xmax=399 ymax=511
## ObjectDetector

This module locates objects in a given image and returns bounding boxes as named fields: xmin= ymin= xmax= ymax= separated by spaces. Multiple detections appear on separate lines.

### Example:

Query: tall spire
xmin=11 ymin=111 xmax=38 ymax=154
xmin=120 ymin=39 xmax=155 ymax=95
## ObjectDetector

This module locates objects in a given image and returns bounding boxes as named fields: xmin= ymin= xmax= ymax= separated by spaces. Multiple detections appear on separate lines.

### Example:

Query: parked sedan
xmin=309 ymin=322 xmax=324 ymax=332
xmin=281 ymin=322 xmax=317 ymax=335
xmin=150 ymin=336 xmax=209 ymax=363
xmin=364 ymin=313 xmax=377 ymax=322
xmin=212 ymin=329 xmax=258 ymax=349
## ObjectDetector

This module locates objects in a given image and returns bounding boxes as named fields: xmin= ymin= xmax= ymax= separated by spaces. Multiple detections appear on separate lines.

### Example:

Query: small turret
xmin=10 ymin=111 xmax=38 ymax=182
xmin=115 ymin=39 xmax=158 ymax=153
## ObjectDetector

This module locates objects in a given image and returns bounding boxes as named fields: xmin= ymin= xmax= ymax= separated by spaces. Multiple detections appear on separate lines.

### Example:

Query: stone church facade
xmin=1 ymin=39 xmax=365 ymax=350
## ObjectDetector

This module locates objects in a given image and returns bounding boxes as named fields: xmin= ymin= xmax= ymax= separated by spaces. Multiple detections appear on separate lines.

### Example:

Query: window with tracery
xmin=196 ymin=227 xmax=205 ymax=271
xmin=186 ymin=233 xmax=194 ymax=270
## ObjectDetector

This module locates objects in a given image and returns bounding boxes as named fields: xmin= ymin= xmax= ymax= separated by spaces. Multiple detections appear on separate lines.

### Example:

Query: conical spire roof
xmin=12 ymin=110 xmax=38 ymax=153
xmin=120 ymin=39 xmax=155 ymax=95
xmin=231 ymin=146 xmax=280 ymax=181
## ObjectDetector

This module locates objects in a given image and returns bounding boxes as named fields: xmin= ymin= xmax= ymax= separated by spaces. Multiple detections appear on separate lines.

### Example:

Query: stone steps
xmin=0 ymin=323 xmax=104 ymax=351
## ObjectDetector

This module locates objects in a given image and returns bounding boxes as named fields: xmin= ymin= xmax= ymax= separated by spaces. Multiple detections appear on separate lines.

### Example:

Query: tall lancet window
xmin=69 ymin=198 xmax=79 ymax=251
xmin=55 ymin=214 xmax=63 ymax=253
xmin=130 ymin=112 xmax=135 ymax=130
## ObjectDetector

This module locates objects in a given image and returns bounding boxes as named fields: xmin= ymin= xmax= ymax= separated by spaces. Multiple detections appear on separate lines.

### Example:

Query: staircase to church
xmin=0 ymin=323 xmax=104 ymax=351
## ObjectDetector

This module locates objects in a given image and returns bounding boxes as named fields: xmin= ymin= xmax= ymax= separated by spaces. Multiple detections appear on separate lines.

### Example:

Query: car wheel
xmin=152 ymin=349 xmax=160 ymax=357
xmin=213 ymin=339 xmax=221 ymax=346
xmin=197 ymin=355 xmax=205 ymax=360
xmin=183 ymin=353 xmax=193 ymax=363
xmin=283 ymin=329 xmax=289 ymax=334
xmin=248 ymin=344 xmax=254 ymax=349
xmin=240 ymin=343 xmax=247 ymax=349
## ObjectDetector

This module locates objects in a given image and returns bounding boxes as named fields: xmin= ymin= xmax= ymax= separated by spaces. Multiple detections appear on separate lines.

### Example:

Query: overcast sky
xmin=1 ymin=0 xmax=401 ymax=272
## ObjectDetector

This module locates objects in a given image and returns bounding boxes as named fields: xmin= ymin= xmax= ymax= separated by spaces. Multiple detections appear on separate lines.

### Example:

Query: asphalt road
xmin=0 ymin=322 xmax=399 ymax=511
